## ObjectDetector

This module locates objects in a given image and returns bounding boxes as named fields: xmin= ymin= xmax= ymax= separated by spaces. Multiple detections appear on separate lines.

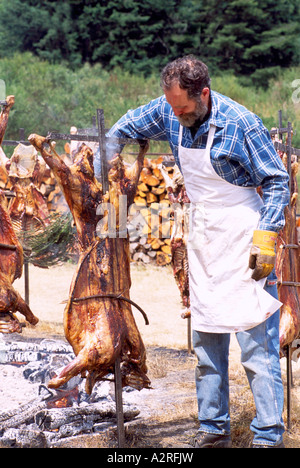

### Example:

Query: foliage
xmin=0 ymin=53 xmax=299 ymax=152
xmin=197 ymin=0 xmax=300 ymax=86
xmin=23 ymin=213 xmax=76 ymax=268
xmin=0 ymin=0 xmax=299 ymax=84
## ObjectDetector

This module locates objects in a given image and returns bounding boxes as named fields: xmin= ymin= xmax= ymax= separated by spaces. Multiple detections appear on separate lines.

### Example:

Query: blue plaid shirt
xmin=107 ymin=90 xmax=289 ymax=232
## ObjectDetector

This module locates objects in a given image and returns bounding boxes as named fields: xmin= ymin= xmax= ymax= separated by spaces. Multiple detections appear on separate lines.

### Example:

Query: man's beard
xmin=177 ymin=99 xmax=208 ymax=127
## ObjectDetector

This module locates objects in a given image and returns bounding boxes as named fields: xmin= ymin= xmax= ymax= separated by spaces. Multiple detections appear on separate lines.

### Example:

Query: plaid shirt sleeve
xmin=106 ymin=96 xmax=169 ymax=158
xmin=244 ymin=126 xmax=290 ymax=232
xmin=107 ymin=92 xmax=290 ymax=232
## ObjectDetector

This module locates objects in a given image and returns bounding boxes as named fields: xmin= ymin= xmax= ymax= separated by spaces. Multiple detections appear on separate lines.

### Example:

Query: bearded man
xmin=106 ymin=55 xmax=289 ymax=448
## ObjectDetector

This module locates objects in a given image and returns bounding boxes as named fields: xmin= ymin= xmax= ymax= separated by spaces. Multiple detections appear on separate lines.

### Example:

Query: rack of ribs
xmin=7 ymin=143 xmax=51 ymax=237
xmin=28 ymin=134 xmax=151 ymax=393
xmin=160 ymin=164 xmax=191 ymax=318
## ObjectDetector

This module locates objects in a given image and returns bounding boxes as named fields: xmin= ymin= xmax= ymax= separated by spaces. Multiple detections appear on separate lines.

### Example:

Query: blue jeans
xmin=193 ymin=272 xmax=285 ymax=446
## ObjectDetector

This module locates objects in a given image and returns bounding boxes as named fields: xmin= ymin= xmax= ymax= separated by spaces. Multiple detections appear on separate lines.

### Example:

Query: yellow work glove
xmin=249 ymin=230 xmax=278 ymax=281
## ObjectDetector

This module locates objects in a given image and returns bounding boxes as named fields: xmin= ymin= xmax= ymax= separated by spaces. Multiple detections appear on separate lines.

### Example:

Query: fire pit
xmin=0 ymin=336 xmax=140 ymax=448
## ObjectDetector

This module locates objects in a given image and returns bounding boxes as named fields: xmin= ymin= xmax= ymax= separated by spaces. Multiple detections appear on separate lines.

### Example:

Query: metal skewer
xmin=114 ymin=356 xmax=125 ymax=448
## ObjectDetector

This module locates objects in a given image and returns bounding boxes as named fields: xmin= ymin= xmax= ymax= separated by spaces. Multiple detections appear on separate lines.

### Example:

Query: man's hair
xmin=160 ymin=55 xmax=211 ymax=99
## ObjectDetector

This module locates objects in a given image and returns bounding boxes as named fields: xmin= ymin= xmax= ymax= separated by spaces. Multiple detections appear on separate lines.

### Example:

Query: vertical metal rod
xmin=278 ymin=110 xmax=283 ymax=141
xmin=114 ymin=356 xmax=125 ymax=448
xmin=19 ymin=128 xmax=25 ymax=142
xmin=286 ymin=344 xmax=292 ymax=432
xmin=287 ymin=121 xmax=293 ymax=209
xmin=97 ymin=109 xmax=109 ymax=195
xmin=187 ymin=316 xmax=192 ymax=354
xmin=24 ymin=259 xmax=29 ymax=306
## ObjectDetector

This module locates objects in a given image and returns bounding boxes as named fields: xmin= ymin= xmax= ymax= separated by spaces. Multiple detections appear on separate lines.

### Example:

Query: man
xmin=107 ymin=55 xmax=289 ymax=448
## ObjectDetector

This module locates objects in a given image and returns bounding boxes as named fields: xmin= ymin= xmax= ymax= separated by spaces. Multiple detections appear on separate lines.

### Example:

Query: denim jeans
xmin=193 ymin=271 xmax=285 ymax=446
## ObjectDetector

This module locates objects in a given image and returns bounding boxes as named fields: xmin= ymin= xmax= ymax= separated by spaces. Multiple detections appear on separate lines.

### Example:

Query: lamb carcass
xmin=0 ymin=190 xmax=39 ymax=333
xmin=28 ymin=134 xmax=150 ymax=393
xmin=274 ymin=134 xmax=300 ymax=351
xmin=8 ymin=143 xmax=50 ymax=236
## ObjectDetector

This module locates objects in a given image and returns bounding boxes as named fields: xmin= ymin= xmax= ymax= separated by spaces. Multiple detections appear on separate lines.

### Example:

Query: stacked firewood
xmin=129 ymin=156 xmax=175 ymax=266
xmin=38 ymin=157 xmax=69 ymax=215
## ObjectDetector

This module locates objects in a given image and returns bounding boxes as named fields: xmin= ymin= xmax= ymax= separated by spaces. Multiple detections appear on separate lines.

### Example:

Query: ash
xmin=0 ymin=336 xmax=140 ymax=448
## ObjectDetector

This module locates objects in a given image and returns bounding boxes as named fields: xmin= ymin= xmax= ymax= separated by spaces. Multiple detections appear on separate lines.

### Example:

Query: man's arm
xmin=244 ymin=125 xmax=290 ymax=280
xmin=106 ymin=96 xmax=169 ymax=158
xmin=244 ymin=125 xmax=290 ymax=233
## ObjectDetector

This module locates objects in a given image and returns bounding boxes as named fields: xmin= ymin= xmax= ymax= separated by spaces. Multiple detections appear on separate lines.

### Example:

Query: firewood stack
xmin=129 ymin=156 xmax=175 ymax=266
xmin=38 ymin=156 xmax=70 ymax=215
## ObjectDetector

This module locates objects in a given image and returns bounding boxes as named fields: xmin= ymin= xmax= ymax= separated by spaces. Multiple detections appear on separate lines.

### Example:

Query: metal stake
xmin=97 ymin=109 xmax=109 ymax=195
xmin=24 ymin=259 xmax=30 ymax=306
xmin=286 ymin=344 xmax=292 ymax=432
xmin=114 ymin=356 xmax=125 ymax=448
xmin=187 ymin=317 xmax=192 ymax=354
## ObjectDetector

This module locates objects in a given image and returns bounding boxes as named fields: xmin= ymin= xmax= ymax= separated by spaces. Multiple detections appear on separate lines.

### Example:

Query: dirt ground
xmin=1 ymin=262 xmax=300 ymax=448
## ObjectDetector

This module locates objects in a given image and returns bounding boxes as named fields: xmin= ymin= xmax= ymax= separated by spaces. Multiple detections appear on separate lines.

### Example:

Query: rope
xmin=65 ymin=293 xmax=149 ymax=326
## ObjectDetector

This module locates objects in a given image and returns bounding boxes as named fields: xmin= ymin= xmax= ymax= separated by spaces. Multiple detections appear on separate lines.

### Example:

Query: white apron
xmin=178 ymin=124 xmax=281 ymax=333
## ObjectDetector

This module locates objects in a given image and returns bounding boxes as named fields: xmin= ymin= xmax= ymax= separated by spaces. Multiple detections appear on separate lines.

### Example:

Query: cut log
xmin=137 ymin=182 xmax=149 ymax=193
xmin=35 ymin=402 xmax=140 ymax=431
xmin=0 ymin=398 xmax=47 ymax=431
xmin=156 ymin=251 xmax=172 ymax=266
xmin=146 ymin=192 xmax=158 ymax=204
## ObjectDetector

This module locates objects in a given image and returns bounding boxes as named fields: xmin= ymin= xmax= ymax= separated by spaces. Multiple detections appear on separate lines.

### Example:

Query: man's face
xmin=164 ymin=83 xmax=209 ymax=127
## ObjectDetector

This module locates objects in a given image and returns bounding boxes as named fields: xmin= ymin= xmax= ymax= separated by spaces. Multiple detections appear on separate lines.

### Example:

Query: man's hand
xmin=249 ymin=230 xmax=278 ymax=281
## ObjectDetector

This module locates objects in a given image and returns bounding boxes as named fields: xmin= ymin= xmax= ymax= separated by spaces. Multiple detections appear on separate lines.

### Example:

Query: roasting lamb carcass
xmin=0 ymin=190 xmax=39 ymax=333
xmin=160 ymin=164 xmax=191 ymax=318
xmin=274 ymin=141 xmax=300 ymax=350
xmin=28 ymin=134 xmax=151 ymax=393
xmin=8 ymin=144 xmax=51 ymax=236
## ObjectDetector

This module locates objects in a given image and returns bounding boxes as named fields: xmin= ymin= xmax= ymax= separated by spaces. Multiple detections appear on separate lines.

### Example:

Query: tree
xmin=0 ymin=0 xmax=298 ymax=83
xmin=195 ymin=0 xmax=300 ymax=85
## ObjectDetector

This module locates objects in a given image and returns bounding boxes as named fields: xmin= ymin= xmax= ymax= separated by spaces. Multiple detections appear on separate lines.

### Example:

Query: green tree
xmin=0 ymin=0 xmax=299 ymax=83
xmin=196 ymin=0 xmax=300 ymax=85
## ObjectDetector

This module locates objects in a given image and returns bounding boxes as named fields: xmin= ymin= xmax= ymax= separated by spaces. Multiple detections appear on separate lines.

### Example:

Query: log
xmin=137 ymin=182 xmax=149 ymax=193
xmin=35 ymin=402 xmax=140 ymax=431
xmin=145 ymin=174 xmax=160 ymax=187
xmin=0 ymin=398 xmax=47 ymax=431
xmin=161 ymin=244 xmax=171 ymax=255
xmin=134 ymin=196 xmax=147 ymax=206
xmin=146 ymin=192 xmax=158 ymax=204
xmin=151 ymin=185 xmax=166 ymax=196
xmin=151 ymin=238 xmax=164 ymax=250
xmin=156 ymin=251 xmax=172 ymax=266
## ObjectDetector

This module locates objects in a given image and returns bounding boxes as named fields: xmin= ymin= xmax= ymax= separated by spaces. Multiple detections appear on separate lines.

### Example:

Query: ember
xmin=0 ymin=338 xmax=140 ymax=448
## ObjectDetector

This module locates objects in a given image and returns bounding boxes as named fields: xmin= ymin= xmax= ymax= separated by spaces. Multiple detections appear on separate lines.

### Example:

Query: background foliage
xmin=0 ymin=1 xmax=299 ymax=150
xmin=0 ymin=0 xmax=299 ymax=86
xmin=0 ymin=53 xmax=299 ymax=152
